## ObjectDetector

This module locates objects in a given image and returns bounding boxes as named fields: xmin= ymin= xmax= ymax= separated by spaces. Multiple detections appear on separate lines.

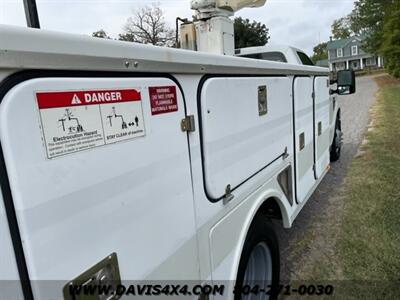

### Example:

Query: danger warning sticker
xmin=36 ymin=89 xmax=145 ymax=159
xmin=149 ymin=86 xmax=178 ymax=115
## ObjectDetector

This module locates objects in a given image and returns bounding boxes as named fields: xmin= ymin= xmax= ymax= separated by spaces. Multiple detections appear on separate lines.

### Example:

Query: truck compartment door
xmin=200 ymin=77 xmax=292 ymax=201
xmin=293 ymin=77 xmax=316 ymax=203
xmin=0 ymin=75 xmax=199 ymax=298
xmin=314 ymin=77 xmax=330 ymax=178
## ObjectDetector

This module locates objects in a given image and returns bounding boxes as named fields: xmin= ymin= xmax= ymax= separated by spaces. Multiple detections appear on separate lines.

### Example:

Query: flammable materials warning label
xmin=149 ymin=86 xmax=178 ymax=115
xmin=36 ymin=89 xmax=145 ymax=159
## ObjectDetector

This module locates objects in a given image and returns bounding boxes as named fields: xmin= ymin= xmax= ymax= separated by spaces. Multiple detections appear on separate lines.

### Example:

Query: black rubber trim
xmin=312 ymin=77 xmax=317 ymax=180
xmin=197 ymin=74 xmax=288 ymax=203
xmin=291 ymin=77 xmax=298 ymax=204
xmin=0 ymin=69 xmax=189 ymax=300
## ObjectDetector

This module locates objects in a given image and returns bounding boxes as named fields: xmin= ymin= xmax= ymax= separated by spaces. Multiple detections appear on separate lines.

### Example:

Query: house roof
xmin=327 ymin=35 xmax=364 ymax=50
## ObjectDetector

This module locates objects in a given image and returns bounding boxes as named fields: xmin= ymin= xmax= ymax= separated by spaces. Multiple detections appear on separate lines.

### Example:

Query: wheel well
xmin=256 ymin=197 xmax=283 ymax=220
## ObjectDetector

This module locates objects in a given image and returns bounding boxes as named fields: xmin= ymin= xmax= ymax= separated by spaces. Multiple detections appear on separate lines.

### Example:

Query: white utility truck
xmin=0 ymin=0 xmax=355 ymax=299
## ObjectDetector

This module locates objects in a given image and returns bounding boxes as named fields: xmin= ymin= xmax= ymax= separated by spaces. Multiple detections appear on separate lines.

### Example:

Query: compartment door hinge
xmin=181 ymin=115 xmax=196 ymax=132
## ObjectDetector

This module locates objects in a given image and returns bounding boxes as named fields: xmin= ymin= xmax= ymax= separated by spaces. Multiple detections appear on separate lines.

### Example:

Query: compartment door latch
xmin=63 ymin=252 xmax=121 ymax=300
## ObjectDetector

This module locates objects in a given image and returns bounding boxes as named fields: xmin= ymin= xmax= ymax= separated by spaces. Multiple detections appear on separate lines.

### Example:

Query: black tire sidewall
xmin=234 ymin=217 xmax=280 ymax=300
xmin=330 ymin=117 xmax=342 ymax=162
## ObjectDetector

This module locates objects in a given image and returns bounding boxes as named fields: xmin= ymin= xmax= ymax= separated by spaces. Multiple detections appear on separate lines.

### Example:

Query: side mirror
xmin=332 ymin=70 xmax=356 ymax=95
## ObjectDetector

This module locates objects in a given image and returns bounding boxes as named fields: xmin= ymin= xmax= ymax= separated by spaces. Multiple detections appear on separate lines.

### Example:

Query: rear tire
xmin=234 ymin=216 xmax=280 ymax=300
xmin=330 ymin=116 xmax=342 ymax=162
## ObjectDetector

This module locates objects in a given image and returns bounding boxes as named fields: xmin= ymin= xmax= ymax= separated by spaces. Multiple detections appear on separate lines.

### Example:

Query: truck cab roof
xmin=235 ymin=44 xmax=315 ymax=66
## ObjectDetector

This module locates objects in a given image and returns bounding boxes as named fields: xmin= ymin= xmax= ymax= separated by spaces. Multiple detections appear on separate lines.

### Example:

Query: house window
xmin=337 ymin=62 xmax=345 ymax=70
xmin=351 ymin=45 xmax=358 ymax=56
xmin=337 ymin=48 xmax=343 ymax=57
xmin=366 ymin=57 xmax=376 ymax=66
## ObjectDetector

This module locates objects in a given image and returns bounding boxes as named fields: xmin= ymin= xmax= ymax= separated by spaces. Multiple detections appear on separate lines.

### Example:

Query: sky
xmin=0 ymin=0 xmax=355 ymax=55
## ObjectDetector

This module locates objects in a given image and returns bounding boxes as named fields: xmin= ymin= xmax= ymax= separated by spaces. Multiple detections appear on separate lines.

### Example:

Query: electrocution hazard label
xmin=36 ymin=89 xmax=145 ymax=159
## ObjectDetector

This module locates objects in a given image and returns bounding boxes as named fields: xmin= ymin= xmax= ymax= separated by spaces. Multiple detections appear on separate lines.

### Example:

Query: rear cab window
xmin=297 ymin=51 xmax=314 ymax=66
xmin=241 ymin=52 xmax=287 ymax=63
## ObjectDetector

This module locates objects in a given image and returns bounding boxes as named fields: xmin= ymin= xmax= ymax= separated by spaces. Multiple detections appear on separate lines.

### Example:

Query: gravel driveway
xmin=276 ymin=75 xmax=379 ymax=281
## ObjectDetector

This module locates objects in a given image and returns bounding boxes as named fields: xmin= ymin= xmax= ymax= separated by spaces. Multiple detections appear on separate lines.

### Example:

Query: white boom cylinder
xmin=184 ymin=0 xmax=267 ymax=55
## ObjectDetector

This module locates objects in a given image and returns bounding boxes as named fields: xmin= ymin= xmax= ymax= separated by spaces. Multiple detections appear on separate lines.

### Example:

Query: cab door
xmin=293 ymin=77 xmax=316 ymax=203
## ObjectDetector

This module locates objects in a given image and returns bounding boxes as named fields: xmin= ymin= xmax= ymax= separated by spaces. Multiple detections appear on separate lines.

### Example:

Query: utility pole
xmin=23 ymin=0 xmax=40 ymax=28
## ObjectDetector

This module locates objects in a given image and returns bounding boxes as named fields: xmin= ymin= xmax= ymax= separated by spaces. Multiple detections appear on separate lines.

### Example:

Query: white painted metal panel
xmin=0 ymin=77 xmax=199 ymax=298
xmin=314 ymin=77 xmax=330 ymax=178
xmin=200 ymin=77 xmax=292 ymax=200
xmin=294 ymin=77 xmax=315 ymax=203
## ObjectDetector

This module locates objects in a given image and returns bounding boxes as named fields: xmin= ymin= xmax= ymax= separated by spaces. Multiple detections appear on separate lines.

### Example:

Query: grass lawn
xmin=339 ymin=77 xmax=400 ymax=281
xmin=334 ymin=76 xmax=400 ymax=298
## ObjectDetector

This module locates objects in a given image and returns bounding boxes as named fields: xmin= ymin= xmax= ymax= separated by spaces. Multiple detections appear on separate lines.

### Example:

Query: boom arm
xmin=191 ymin=0 xmax=266 ymax=17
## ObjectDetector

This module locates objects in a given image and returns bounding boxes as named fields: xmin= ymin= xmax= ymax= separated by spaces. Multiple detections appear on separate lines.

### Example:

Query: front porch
xmin=330 ymin=56 xmax=383 ymax=72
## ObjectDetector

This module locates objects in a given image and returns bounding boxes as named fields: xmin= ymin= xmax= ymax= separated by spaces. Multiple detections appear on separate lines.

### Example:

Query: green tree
xmin=118 ymin=32 xmax=136 ymax=42
xmin=92 ymin=29 xmax=111 ymax=39
xmin=331 ymin=17 xmax=353 ymax=40
xmin=310 ymin=42 xmax=328 ymax=64
xmin=350 ymin=0 xmax=394 ymax=54
xmin=380 ymin=1 xmax=400 ymax=77
xmin=234 ymin=17 xmax=270 ymax=49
